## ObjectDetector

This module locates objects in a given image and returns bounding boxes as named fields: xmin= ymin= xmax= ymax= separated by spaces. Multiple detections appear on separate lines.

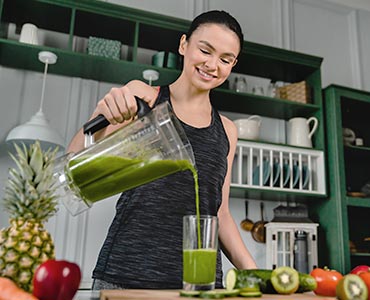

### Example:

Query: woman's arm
xmin=67 ymin=80 xmax=159 ymax=154
xmin=218 ymin=115 xmax=257 ymax=269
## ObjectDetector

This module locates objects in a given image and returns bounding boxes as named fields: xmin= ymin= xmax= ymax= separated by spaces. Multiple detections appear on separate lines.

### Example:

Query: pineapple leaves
xmin=3 ymin=141 xmax=60 ymax=222
xmin=29 ymin=143 xmax=43 ymax=179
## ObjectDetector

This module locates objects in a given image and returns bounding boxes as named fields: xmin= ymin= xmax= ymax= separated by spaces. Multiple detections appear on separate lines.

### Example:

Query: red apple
xmin=33 ymin=259 xmax=81 ymax=300
xmin=351 ymin=265 xmax=370 ymax=275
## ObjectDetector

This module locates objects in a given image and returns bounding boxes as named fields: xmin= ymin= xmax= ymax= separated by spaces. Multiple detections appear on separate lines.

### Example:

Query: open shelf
xmin=0 ymin=38 xmax=180 ymax=85
xmin=211 ymin=89 xmax=320 ymax=119
xmin=346 ymin=196 xmax=370 ymax=207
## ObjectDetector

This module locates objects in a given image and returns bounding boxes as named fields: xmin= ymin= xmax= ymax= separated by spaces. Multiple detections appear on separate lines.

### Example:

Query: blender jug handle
xmin=83 ymin=97 xmax=151 ymax=135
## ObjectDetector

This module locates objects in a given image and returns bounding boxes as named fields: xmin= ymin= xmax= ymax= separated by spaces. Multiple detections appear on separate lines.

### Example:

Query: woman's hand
xmin=94 ymin=85 xmax=139 ymax=125
xmin=67 ymin=80 xmax=158 ymax=154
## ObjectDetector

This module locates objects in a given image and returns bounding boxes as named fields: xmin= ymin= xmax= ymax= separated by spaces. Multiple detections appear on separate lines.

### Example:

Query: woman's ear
xmin=232 ymin=58 xmax=238 ymax=67
xmin=178 ymin=34 xmax=187 ymax=55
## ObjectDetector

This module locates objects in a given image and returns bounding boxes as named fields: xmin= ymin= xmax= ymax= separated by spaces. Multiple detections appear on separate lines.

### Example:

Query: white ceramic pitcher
xmin=287 ymin=117 xmax=318 ymax=148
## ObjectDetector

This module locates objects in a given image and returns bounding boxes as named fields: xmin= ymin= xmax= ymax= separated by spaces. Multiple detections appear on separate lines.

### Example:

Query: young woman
xmin=68 ymin=10 xmax=257 ymax=290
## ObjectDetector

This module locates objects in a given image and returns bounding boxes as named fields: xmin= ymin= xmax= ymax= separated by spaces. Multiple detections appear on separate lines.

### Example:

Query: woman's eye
xmin=200 ymin=49 xmax=210 ymax=55
xmin=221 ymin=58 xmax=231 ymax=64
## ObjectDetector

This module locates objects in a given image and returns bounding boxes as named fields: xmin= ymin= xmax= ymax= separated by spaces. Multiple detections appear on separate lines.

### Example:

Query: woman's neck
xmin=169 ymin=78 xmax=213 ymax=128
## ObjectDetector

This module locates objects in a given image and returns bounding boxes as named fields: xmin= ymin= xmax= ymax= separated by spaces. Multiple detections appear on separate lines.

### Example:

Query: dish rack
xmin=231 ymin=140 xmax=326 ymax=195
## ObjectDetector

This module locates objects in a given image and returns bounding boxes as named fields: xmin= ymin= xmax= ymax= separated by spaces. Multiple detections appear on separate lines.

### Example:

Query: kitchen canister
xmin=152 ymin=51 xmax=178 ymax=69
xmin=19 ymin=23 xmax=39 ymax=45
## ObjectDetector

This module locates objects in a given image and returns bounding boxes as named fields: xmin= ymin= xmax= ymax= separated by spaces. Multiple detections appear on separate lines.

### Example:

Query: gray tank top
xmin=92 ymin=86 xmax=230 ymax=289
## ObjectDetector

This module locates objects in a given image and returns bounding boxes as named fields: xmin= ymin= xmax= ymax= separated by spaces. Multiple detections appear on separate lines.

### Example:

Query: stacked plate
xmin=252 ymin=161 xmax=309 ymax=189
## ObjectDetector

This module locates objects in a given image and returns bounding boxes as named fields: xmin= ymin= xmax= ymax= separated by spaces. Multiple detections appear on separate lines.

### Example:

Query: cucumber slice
xmin=239 ymin=291 xmax=262 ymax=297
xmin=219 ymin=289 xmax=240 ymax=297
xmin=180 ymin=290 xmax=201 ymax=297
xmin=240 ymin=286 xmax=260 ymax=293
xmin=199 ymin=290 xmax=225 ymax=299
xmin=225 ymin=269 xmax=237 ymax=290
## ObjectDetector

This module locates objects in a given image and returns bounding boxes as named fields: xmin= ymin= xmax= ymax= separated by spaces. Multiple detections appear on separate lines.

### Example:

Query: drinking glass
xmin=183 ymin=215 xmax=218 ymax=291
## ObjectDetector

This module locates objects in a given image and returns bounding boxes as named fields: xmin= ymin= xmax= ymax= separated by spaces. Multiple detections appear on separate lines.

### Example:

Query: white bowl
xmin=234 ymin=117 xmax=261 ymax=140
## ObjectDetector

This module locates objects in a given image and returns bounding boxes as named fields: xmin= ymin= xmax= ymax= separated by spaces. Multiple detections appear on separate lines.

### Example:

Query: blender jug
xmin=54 ymin=100 xmax=195 ymax=216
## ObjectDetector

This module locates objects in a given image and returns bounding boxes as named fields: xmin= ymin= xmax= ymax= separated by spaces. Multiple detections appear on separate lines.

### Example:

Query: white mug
xmin=287 ymin=117 xmax=318 ymax=148
xmin=19 ymin=23 xmax=39 ymax=45
xmin=234 ymin=115 xmax=262 ymax=140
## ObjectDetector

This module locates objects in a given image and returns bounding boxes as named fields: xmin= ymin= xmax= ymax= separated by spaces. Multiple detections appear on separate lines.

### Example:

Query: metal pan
xmin=251 ymin=202 xmax=267 ymax=243
xmin=240 ymin=200 xmax=254 ymax=231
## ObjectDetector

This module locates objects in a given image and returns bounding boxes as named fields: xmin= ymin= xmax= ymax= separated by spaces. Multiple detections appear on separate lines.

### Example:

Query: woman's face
xmin=179 ymin=23 xmax=240 ymax=91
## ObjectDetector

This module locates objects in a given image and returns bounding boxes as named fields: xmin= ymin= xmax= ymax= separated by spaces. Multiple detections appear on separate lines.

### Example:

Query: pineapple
xmin=0 ymin=141 xmax=59 ymax=292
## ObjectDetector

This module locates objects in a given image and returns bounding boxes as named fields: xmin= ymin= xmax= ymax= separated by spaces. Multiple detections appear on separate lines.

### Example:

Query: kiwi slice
xmin=270 ymin=266 xmax=299 ymax=294
xmin=336 ymin=274 xmax=368 ymax=300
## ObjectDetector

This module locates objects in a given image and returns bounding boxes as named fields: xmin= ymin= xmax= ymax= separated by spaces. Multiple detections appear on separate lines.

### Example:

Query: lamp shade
xmin=6 ymin=110 xmax=65 ymax=151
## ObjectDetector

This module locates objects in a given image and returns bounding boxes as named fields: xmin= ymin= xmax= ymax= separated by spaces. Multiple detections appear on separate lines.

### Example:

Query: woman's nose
xmin=204 ymin=56 xmax=218 ymax=69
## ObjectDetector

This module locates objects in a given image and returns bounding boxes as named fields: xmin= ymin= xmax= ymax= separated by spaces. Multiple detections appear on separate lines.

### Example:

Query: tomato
xmin=359 ymin=272 xmax=370 ymax=300
xmin=310 ymin=267 xmax=343 ymax=297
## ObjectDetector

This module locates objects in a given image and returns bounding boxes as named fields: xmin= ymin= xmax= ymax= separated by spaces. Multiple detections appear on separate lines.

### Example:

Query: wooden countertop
xmin=100 ymin=289 xmax=335 ymax=300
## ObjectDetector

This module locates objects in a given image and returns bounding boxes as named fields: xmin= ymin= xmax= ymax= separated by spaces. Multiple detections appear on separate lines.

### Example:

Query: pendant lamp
xmin=6 ymin=51 xmax=65 ymax=151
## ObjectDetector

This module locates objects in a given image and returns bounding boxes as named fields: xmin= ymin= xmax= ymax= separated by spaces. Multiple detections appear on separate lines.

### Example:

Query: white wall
xmin=1 ymin=0 xmax=370 ymax=288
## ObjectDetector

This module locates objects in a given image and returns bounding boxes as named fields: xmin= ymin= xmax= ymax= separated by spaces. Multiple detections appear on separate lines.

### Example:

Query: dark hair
xmin=186 ymin=10 xmax=244 ymax=54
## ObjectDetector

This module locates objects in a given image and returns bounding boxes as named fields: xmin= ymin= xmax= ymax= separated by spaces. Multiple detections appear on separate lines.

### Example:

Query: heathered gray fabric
xmin=92 ymin=86 xmax=229 ymax=289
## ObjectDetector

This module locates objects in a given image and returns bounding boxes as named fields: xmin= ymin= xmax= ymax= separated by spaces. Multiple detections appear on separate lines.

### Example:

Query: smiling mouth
xmin=197 ymin=68 xmax=216 ymax=79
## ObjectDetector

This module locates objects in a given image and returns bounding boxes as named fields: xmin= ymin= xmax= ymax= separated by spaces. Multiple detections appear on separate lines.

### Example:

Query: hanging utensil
xmin=240 ymin=200 xmax=254 ymax=231
xmin=251 ymin=202 xmax=267 ymax=243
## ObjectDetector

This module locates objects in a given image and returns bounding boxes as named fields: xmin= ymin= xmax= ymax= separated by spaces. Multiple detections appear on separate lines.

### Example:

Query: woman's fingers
xmin=104 ymin=93 xmax=124 ymax=123
xmin=120 ymin=86 xmax=138 ymax=118
xmin=96 ymin=95 xmax=118 ymax=125
xmin=96 ymin=86 xmax=139 ymax=125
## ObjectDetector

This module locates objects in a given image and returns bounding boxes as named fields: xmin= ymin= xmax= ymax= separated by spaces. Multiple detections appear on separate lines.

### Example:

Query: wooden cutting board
xmin=100 ymin=289 xmax=335 ymax=300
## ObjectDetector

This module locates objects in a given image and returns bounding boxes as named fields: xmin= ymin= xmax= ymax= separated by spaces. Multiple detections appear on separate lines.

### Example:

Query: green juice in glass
xmin=183 ymin=168 xmax=217 ymax=290
xmin=183 ymin=248 xmax=217 ymax=284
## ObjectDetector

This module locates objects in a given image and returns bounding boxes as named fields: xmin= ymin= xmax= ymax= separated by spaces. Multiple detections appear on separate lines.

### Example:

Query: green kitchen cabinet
xmin=0 ymin=0 xmax=326 ymax=200
xmin=311 ymin=85 xmax=370 ymax=273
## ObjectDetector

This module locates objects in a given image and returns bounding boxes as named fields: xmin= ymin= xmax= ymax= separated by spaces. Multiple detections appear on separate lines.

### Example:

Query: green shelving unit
xmin=311 ymin=84 xmax=370 ymax=273
xmin=0 ymin=0 xmax=326 ymax=201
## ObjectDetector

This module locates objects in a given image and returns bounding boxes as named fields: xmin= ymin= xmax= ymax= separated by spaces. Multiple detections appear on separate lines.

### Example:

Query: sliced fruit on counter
xmin=225 ymin=268 xmax=316 ymax=294
xmin=199 ymin=290 xmax=225 ymax=299
xmin=270 ymin=266 xmax=299 ymax=294
xmin=239 ymin=291 xmax=262 ymax=298
xmin=336 ymin=274 xmax=368 ymax=300
xmin=219 ymin=289 xmax=241 ymax=297
xmin=180 ymin=289 xmax=240 ymax=298
xmin=180 ymin=290 xmax=201 ymax=297
xmin=310 ymin=266 xmax=343 ymax=297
